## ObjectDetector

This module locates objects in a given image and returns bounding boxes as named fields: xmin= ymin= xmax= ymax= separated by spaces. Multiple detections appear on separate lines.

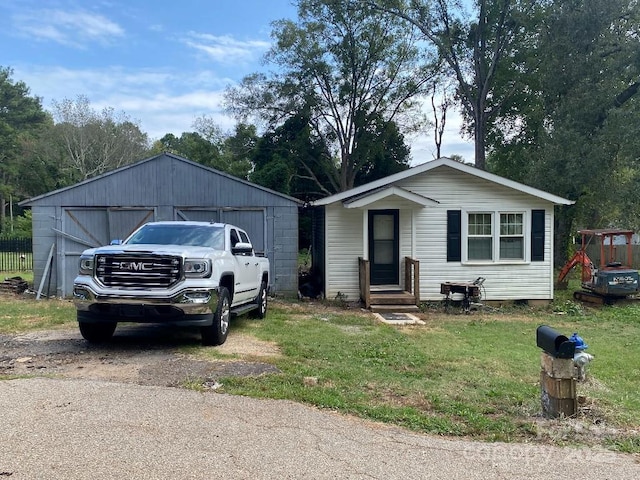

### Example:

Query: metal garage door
xmin=59 ymin=208 xmax=155 ymax=296
xmin=175 ymin=208 xmax=220 ymax=222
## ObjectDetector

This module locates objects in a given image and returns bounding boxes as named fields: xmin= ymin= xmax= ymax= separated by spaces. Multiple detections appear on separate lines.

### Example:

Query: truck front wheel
xmin=78 ymin=320 xmax=117 ymax=343
xmin=201 ymin=287 xmax=230 ymax=346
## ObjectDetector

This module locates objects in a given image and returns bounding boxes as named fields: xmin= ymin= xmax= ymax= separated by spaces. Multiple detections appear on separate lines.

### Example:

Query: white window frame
xmin=467 ymin=212 xmax=494 ymax=261
xmin=499 ymin=212 xmax=525 ymax=261
xmin=462 ymin=210 xmax=529 ymax=264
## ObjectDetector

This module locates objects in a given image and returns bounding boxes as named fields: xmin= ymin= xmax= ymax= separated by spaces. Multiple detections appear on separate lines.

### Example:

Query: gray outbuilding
xmin=20 ymin=153 xmax=302 ymax=298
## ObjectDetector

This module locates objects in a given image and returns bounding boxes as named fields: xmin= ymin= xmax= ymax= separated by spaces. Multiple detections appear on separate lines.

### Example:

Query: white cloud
xmin=408 ymin=133 xmax=474 ymax=166
xmin=14 ymin=65 xmax=238 ymax=141
xmin=13 ymin=63 xmax=474 ymax=159
xmin=183 ymin=32 xmax=271 ymax=64
xmin=105 ymin=90 xmax=237 ymax=141
xmin=13 ymin=9 xmax=124 ymax=47
xmin=16 ymin=66 xmax=172 ymax=102
xmin=408 ymin=102 xmax=475 ymax=166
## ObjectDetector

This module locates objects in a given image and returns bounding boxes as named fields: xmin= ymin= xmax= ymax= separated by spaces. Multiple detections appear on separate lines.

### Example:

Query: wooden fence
xmin=0 ymin=237 xmax=33 ymax=271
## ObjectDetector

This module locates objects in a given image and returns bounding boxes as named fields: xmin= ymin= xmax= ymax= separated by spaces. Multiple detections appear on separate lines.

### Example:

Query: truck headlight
xmin=79 ymin=256 xmax=94 ymax=275
xmin=184 ymin=259 xmax=211 ymax=278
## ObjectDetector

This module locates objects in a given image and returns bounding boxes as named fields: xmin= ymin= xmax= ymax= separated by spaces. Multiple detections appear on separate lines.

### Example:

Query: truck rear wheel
xmin=78 ymin=320 xmax=117 ymax=343
xmin=201 ymin=287 xmax=230 ymax=346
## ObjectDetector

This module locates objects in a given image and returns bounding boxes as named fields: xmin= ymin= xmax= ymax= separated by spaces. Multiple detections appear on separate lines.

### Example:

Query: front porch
xmin=358 ymin=257 xmax=420 ymax=312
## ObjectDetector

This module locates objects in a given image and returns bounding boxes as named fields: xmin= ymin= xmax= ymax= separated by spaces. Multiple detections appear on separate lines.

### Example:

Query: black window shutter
xmin=531 ymin=209 xmax=545 ymax=262
xmin=447 ymin=210 xmax=462 ymax=262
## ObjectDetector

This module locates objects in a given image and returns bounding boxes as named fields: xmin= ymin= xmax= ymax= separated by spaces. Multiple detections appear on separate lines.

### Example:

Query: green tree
xmin=250 ymin=111 xmax=410 ymax=200
xmin=250 ymin=113 xmax=334 ymax=200
xmin=368 ymin=0 xmax=538 ymax=170
xmin=225 ymin=0 xmax=436 ymax=193
xmin=1 ymin=209 xmax=32 ymax=237
xmin=51 ymin=95 xmax=150 ymax=181
xmin=487 ymin=0 xmax=640 ymax=263
xmin=353 ymin=115 xmax=412 ymax=185
xmin=14 ymin=125 xmax=68 ymax=196
xmin=155 ymin=119 xmax=255 ymax=179
xmin=155 ymin=131 xmax=222 ymax=169
xmin=219 ymin=123 xmax=257 ymax=179
xmin=0 ymin=67 xmax=50 ymax=233
xmin=153 ymin=123 xmax=258 ymax=180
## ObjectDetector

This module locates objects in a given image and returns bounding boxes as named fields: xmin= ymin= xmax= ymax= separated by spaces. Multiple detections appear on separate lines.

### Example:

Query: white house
xmin=310 ymin=158 xmax=574 ymax=307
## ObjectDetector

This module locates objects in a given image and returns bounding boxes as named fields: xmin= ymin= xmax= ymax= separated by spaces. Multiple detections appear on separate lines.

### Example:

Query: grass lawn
xmin=1 ymin=274 xmax=639 ymax=452
xmin=201 ymin=299 xmax=640 ymax=452
xmin=1 ymin=270 xmax=33 ymax=283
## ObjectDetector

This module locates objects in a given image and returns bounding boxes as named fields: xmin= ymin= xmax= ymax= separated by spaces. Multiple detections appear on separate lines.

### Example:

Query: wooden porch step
xmin=368 ymin=290 xmax=419 ymax=313
xmin=369 ymin=291 xmax=417 ymax=305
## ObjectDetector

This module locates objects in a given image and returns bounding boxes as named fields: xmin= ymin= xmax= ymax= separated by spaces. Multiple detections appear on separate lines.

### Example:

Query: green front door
xmin=368 ymin=210 xmax=399 ymax=286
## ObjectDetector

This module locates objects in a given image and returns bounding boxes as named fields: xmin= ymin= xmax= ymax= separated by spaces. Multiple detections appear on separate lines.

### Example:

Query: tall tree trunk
xmin=474 ymin=114 xmax=486 ymax=170
xmin=554 ymin=206 xmax=576 ymax=268
xmin=0 ymin=197 xmax=6 ymax=235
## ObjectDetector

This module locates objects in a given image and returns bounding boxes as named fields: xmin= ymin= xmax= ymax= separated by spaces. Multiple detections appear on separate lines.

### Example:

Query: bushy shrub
xmin=1 ymin=210 xmax=32 ymax=238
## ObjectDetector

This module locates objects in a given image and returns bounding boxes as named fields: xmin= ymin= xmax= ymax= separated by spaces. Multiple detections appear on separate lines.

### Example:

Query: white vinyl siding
xmin=322 ymin=165 xmax=557 ymax=302
xmin=325 ymin=205 xmax=364 ymax=301
xmin=394 ymin=167 xmax=555 ymax=301
xmin=324 ymin=202 xmax=415 ymax=300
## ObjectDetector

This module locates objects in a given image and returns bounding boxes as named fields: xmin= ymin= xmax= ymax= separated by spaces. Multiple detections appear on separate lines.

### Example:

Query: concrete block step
xmin=370 ymin=304 xmax=420 ymax=313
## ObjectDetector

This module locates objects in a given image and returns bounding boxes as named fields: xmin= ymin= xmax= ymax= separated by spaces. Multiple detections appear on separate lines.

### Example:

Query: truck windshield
xmin=126 ymin=224 xmax=224 ymax=249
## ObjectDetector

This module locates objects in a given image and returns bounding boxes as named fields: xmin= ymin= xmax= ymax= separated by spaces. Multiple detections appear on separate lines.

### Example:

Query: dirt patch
xmin=0 ymin=324 xmax=281 ymax=388
xmin=0 ymin=298 xmax=374 ymax=389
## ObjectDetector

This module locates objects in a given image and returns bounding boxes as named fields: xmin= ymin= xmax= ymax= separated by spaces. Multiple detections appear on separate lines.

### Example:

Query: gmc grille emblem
xmin=118 ymin=261 xmax=154 ymax=271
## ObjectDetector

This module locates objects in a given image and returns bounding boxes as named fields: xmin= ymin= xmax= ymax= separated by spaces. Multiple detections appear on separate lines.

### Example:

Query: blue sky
xmin=0 ymin=0 xmax=474 ymax=165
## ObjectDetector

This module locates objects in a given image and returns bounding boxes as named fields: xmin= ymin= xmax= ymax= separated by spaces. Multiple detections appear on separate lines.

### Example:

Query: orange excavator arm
xmin=557 ymin=250 xmax=594 ymax=284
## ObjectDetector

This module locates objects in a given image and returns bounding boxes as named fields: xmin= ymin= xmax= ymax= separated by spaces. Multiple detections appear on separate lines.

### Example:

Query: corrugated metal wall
xmin=22 ymin=153 xmax=300 ymax=298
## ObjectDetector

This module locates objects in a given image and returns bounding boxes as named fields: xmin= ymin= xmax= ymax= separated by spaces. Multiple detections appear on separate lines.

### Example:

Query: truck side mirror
xmin=110 ymin=239 xmax=123 ymax=245
xmin=232 ymin=242 xmax=253 ymax=256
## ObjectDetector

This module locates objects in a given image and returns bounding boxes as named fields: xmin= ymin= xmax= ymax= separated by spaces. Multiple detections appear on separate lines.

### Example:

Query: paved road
xmin=1 ymin=378 xmax=638 ymax=479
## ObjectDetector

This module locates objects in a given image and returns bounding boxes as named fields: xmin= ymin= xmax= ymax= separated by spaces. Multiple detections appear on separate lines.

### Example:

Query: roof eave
xmin=342 ymin=186 xmax=438 ymax=208
xmin=311 ymin=157 xmax=575 ymax=207
xmin=19 ymin=152 xmax=304 ymax=206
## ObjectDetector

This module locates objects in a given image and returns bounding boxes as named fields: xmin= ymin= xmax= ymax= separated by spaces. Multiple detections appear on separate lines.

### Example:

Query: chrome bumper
xmin=73 ymin=284 xmax=220 ymax=319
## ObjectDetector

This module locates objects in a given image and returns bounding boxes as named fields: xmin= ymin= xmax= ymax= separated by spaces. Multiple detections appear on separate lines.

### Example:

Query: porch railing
xmin=358 ymin=256 xmax=420 ymax=308
xmin=358 ymin=257 xmax=371 ymax=308
xmin=404 ymin=257 xmax=420 ymax=306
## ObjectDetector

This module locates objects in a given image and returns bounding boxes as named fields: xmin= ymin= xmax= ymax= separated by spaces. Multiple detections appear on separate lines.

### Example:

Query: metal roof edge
xmin=20 ymin=152 xmax=303 ymax=206
xmin=311 ymin=157 xmax=574 ymax=207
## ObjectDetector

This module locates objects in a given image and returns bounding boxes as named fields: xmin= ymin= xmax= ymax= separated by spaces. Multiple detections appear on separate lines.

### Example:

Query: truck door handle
xmin=244 ymin=262 xmax=250 ymax=266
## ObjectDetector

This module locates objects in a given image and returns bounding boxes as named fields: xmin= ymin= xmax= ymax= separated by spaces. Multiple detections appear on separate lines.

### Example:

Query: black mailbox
xmin=536 ymin=325 xmax=576 ymax=359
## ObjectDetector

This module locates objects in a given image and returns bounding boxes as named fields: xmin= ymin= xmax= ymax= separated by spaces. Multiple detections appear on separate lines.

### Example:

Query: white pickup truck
xmin=73 ymin=221 xmax=269 ymax=346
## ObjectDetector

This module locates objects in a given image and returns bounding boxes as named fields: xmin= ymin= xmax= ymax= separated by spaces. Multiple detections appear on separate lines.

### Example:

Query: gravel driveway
xmin=1 ymin=325 xmax=639 ymax=479
xmin=0 ymin=324 xmax=281 ymax=386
